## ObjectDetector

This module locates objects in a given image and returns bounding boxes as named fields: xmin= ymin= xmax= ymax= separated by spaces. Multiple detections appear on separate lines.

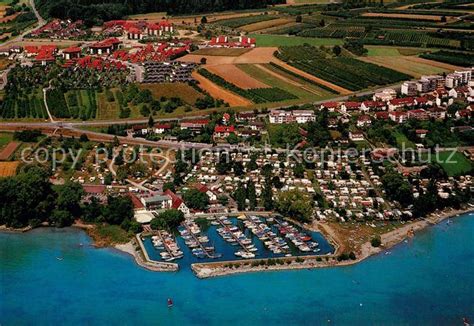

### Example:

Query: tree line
xmin=0 ymin=166 xmax=139 ymax=233
xmin=35 ymin=0 xmax=285 ymax=26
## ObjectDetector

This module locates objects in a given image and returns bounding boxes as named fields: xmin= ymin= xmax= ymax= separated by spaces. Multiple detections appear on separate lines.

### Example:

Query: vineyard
xmin=299 ymin=26 xmax=366 ymax=39
xmin=0 ymin=90 xmax=48 ymax=119
xmin=420 ymin=50 xmax=474 ymax=67
xmin=276 ymin=45 xmax=411 ymax=91
xmin=198 ymin=68 xmax=297 ymax=103
xmin=216 ymin=14 xmax=279 ymax=28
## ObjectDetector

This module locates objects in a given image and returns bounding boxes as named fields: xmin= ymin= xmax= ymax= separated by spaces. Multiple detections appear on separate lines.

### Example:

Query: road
xmin=1 ymin=0 xmax=46 ymax=48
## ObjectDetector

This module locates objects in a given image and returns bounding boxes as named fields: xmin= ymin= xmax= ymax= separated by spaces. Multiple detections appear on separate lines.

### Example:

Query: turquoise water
xmin=1 ymin=213 xmax=473 ymax=325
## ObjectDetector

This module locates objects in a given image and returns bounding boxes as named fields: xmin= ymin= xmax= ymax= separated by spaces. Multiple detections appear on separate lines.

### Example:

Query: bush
xmin=371 ymin=236 xmax=382 ymax=247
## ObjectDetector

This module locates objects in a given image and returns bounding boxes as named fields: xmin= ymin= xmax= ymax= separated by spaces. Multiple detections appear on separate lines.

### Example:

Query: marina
xmin=142 ymin=215 xmax=334 ymax=267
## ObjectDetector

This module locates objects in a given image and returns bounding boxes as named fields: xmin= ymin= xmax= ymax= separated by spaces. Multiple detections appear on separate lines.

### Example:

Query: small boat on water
xmin=167 ymin=298 xmax=173 ymax=308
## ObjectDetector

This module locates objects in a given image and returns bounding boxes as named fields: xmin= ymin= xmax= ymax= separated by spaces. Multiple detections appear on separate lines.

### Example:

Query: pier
xmin=216 ymin=218 xmax=251 ymax=254
xmin=182 ymin=221 xmax=218 ymax=259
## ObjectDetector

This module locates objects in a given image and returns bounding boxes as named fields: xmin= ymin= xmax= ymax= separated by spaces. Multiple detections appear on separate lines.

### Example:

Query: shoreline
xmin=2 ymin=207 xmax=472 ymax=277
xmin=190 ymin=207 xmax=474 ymax=279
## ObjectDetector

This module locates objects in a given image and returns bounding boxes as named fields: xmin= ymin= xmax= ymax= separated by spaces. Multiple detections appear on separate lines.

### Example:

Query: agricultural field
xmin=139 ymin=83 xmax=204 ymax=105
xmin=47 ymin=89 xmax=97 ymax=120
xmin=0 ymin=141 xmax=19 ymax=160
xmin=0 ymin=89 xmax=48 ymax=120
xmin=358 ymin=55 xmax=454 ymax=78
xmin=240 ymin=18 xmax=294 ymax=33
xmin=96 ymin=90 xmax=120 ymax=120
xmin=198 ymin=68 xmax=298 ymax=104
xmin=0 ymin=57 xmax=11 ymax=70
xmin=0 ymin=161 xmax=19 ymax=177
xmin=420 ymin=50 xmax=474 ymax=67
xmin=237 ymin=63 xmax=333 ymax=101
xmin=207 ymin=64 xmax=270 ymax=90
xmin=192 ymin=71 xmax=252 ymax=107
xmin=277 ymin=45 xmax=411 ymax=91
xmin=248 ymin=34 xmax=343 ymax=47
xmin=192 ymin=48 xmax=252 ymax=56
xmin=215 ymin=14 xmax=279 ymax=28
xmin=0 ymin=132 xmax=13 ymax=150
xmin=365 ymin=46 xmax=430 ymax=57
xmin=361 ymin=12 xmax=454 ymax=22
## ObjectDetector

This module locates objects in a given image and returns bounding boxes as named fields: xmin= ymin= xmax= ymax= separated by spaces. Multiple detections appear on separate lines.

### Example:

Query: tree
xmin=381 ymin=169 xmax=414 ymax=207
xmin=104 ymin=172 xmax=113 ymax=185
xmin=371 ymin=236 xmax=382 ymax=247
xmin=332 ymin=45 xmax=342 ymax=56
xmin=275 ymin=189 xmax=313 ymax=223
xmin=200 ymin=57 xmax=207 ymax=64
xmin=234 ymin=183 xmax=246 ymax=211
xmin=148 ymin=115 xmax=154 ymax=128
xmin=201 ymin=16 xmax=207 ymax=24
xmin=262 ymin=178 xmax=273 ymax=211
xmin=50 ymin=209 xmax=74 ymax=228
xmin=79 ymin=134 xmax=89 ymax=142
xmin=293 ymin=163 xmax=305 ymax=178
xmin=82 ymin=197 xmax=103 ymax=223
xmin=295 ymin=15 xmax=302 ymax=23
xmin=183 ymin=188 xmax=209 ymax=211
xmin=55 ymin=181 xmax=84 ymax=217
xmin=150 ymin=209 xmax=184 ymax=230
xmin=218 ymin=195 xmax=229 ymax=206
xmin=232 ymin=161 xmax=244 ymax=176
xmin=247 ymin=180 xmax=257 ymax=210
xmin=226 ymin=133 xmax=239 ymax=144
xmin=163 ymin=182 xmax=175 ymax=193
xmin=103 ymin=196 xmax=133 ymax=225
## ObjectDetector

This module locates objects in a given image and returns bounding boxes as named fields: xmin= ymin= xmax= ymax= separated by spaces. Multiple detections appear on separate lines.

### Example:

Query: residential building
xmin=401 ymin=81 xmax=417 ymax=96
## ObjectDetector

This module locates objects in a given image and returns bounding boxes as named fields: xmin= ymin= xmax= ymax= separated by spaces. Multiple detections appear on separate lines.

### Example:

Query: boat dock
xmin=182 ymin=221 xmax=218 ymax=259
xmin=156 ymin=230 xmax=183 ymax=260
xmin=216 ymin=218 xmax=251 ymax=254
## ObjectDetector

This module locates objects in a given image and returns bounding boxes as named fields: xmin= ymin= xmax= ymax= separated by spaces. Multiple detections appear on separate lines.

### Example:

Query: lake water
xmin=1 ymin=213 xmax=473 ymax=325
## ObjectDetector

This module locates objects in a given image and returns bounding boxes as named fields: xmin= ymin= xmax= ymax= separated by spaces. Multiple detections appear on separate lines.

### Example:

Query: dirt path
xmin=270 ymin=58 xmax=352 ymax=95
xmin=192 ymin=71 xmax=252 ymax=107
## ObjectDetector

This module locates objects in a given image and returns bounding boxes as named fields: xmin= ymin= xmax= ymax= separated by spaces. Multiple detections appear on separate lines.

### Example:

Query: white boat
xmin=241 ymin=252 xmax=255 ymax=259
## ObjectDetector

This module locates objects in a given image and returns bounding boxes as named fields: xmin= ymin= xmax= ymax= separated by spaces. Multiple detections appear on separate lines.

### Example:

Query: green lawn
xmin=430 ymin=151 xmax=473 ymax=177
xmin=394 ymin=131 xmax=415 ymax=149
xmin=249 ymin=34 xmax=343 ymax=47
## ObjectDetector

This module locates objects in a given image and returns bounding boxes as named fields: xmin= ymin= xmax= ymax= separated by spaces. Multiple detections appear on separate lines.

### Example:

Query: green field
xmin=249 ymin=34 xmax=343 ymax=47
xmin=366 ymin=47 xmax=402 ymax=57
xmin=0 ymin=132 xmax=13 ymax=150
xmin=393 ymin=131 xmax=415 ymax=149
xmin=430 ymin=151 xmax=473 ymax=177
